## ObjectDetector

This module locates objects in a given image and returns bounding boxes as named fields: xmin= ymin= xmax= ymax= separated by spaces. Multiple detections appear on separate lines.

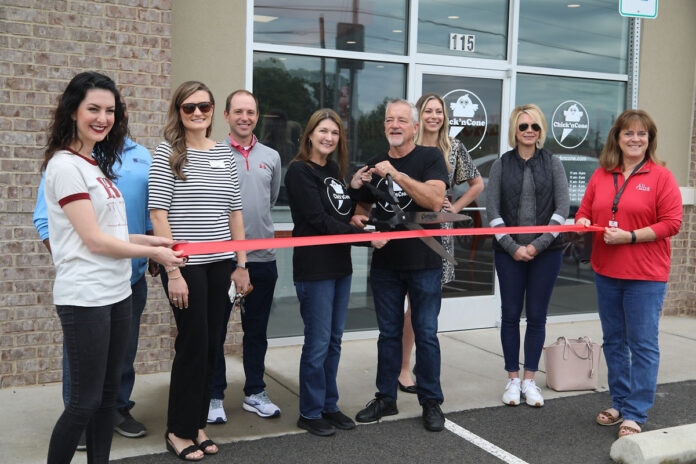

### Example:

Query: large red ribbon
xmin=173 ymin=224 xmax=605 ymax=258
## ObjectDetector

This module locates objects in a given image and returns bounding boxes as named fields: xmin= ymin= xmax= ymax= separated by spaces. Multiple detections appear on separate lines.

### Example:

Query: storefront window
xmin=253 ymin=52 xmax=405 ymax=336
xmin=518 ymin=0 xmax=629 ymax=74
xmin=268 ymin=247 xmax=375 ymax=338
xmin=254 ymin=0 xmax=408 ymax=55
xmin=253 ymin=52 xmax=406 ymax=215
xmin=516 ymin=74 xmax=626 ymax=316
xmin=418 ymin=0 xmax=508 ymax=60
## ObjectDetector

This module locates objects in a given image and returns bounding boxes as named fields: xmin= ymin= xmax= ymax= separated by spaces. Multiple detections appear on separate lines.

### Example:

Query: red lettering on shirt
xmin=97 ymin=177 xmax=122 ymax=199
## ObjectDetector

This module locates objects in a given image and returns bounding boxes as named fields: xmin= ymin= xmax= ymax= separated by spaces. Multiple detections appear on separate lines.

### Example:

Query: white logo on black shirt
xmin=325 ymin=177 xmax=352 ymax=216
xmin=376 ymin=176 xmax=413 ymax=212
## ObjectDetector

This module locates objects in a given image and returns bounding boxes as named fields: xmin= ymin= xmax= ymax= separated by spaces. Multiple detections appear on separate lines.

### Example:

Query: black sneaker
xmin=76 ymin=430 xmax=87 ymax=451
xmin=322 ymin=410 xmax=356 ymax=430
xmin=113 ymin=407 xmax=147 ymax=438
xmin=355 ymin=396 xmax=398 ymax=423
xmin=297 ymin=416 xmax=336 ymax=437
xmin=422 ymin=399 xmax=445 ymax=432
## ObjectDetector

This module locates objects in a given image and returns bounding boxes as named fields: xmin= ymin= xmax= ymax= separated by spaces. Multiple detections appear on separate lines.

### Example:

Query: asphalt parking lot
xmin=113 ymin=380 xmax=696 ymax=464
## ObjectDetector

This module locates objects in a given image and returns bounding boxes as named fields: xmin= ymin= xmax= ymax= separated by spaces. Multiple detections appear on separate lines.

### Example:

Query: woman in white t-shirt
xmin=149 ymin=81 xmax=250 ymax=461
xmin=42 ymin=71 xmax=183 ymax=464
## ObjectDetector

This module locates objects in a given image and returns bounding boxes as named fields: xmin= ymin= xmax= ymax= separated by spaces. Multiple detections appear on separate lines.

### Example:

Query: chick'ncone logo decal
xmin=443 ymin=89 xmax=488 ymax=152
xmin=551 ymin=100 xmax=589 ymax=149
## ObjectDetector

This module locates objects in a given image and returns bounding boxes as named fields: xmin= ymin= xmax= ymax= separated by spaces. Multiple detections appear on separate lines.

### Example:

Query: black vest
xmin=494 ymin=148 xmax=564 ymax=251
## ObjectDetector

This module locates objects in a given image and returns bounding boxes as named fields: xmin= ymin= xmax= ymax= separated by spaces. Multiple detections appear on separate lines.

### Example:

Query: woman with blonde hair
xmin=486 ymin=104 xmax=569 ymax=408
xmin=397 ymin=93 xmax=484 ymax=392
xmin=285 ymin=108 xmax=381 ymax=437
xmin=149 ymin=81 xmax=250 ymax=460
xmin=576 ymin=110 xmax=681 ymax=437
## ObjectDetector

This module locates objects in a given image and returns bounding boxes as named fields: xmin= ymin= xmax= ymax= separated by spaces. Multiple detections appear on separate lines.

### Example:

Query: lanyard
xmin=611 ymin=159 xmax=647 ymax=221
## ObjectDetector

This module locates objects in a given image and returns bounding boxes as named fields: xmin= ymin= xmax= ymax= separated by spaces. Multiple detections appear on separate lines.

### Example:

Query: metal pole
xmin=627 ymin=18 xmax=641 ymax=109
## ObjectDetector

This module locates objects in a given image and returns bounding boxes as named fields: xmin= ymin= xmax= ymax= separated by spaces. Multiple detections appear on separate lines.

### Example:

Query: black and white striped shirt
xmin=148 ymin=141 xmax=242 ymax=265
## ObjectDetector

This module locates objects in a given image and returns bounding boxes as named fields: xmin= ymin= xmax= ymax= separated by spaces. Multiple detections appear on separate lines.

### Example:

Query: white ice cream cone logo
xmin=442 ymin=89 xmax=488 ymax=152
xmin=551 ymin=100 xmax=590 ymax=149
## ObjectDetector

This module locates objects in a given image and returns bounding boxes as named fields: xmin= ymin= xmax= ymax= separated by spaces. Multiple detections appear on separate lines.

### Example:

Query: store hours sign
xmin=449 ymin=33 xmax=475 ymax=52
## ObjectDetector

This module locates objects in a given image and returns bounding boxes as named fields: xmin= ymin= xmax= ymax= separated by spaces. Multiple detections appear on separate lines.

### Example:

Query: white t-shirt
xmin=45 ymin=150 xmax=132 ymax=306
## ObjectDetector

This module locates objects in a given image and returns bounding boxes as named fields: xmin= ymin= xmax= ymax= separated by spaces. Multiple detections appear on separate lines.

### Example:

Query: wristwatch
xmin=237 ymin=262 xmax=248 ymax=270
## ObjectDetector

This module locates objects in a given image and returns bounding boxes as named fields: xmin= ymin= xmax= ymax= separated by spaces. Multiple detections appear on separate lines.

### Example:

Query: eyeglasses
xmin=519 ymin=123 xmax=541 ymax=132
xmin=180 ymin=102 xmax=213 ymax=115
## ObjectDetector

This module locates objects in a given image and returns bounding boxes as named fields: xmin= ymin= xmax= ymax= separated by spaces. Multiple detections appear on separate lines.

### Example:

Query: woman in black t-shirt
xmin=285 ymin=108 xmax=382 ymax=437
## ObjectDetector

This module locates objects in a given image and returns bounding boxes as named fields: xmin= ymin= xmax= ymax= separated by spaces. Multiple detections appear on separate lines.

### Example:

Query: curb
xmin=610 ymin=423 xmax=696 ymax=463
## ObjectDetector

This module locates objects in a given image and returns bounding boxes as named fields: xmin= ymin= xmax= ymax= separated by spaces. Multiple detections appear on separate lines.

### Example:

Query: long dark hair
xmin=42 ymin=71 xmax=127 ymax=180
xmin=292 ymin=108 xmax=348 ymax=178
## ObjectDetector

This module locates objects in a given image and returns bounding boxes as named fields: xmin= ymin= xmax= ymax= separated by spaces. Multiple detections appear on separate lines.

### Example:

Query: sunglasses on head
xmin=180 ymin=102 xmax=213 ymax=115
xmin=519 ymin=122 xmax=541 ymax=132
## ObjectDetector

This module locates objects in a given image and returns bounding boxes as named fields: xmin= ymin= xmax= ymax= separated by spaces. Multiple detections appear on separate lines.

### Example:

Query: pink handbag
xmin=543 ymin=336 xmax=601 ymax=391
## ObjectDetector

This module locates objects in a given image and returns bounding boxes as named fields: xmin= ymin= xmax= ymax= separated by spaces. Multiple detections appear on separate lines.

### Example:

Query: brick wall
xmin=0 ymin=0 xmax=230 ymax=389
xmin=663 ymin=91 xmax=696 ymax=317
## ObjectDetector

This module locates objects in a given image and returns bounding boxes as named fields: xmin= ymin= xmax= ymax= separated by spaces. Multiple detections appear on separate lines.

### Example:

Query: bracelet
xmin=168 ymin=274 xmax=183 ymax=280
xmin=165 ymin=266 xmax=178 ymax=273
xmin=630 ymin=230 xmax=637 ymax=244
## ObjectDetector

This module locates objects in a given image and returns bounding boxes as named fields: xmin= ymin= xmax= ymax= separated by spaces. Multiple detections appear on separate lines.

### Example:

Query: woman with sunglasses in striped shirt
xmin=486 ymin=104 xmax=570 ymax=409
xmin=149 ymin=81 xmax=250 ymax=461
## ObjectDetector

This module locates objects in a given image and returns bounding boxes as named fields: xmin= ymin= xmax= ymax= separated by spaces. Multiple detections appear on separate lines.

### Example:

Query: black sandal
xmin=165 ymin=432 xmax=204 ymax=461
xmin=196 ymin=438 xmax=218 ymax=455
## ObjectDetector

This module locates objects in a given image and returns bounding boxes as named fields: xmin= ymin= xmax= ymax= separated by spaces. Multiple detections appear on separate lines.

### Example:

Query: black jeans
xmin=48 ymin=296 xmax=132 ymax=464
xmin=161 ymin=259 xmax=233 ymax=439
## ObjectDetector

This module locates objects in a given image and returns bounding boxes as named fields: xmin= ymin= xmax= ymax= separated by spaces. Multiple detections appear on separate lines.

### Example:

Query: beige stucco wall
xmin=638 ymin=1 xmax=696 ymax=186
xmin=171 ymin=0 xmax=247 ymax=142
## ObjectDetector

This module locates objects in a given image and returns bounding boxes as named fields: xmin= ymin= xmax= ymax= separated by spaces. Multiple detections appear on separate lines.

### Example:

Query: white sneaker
xmin=243 ymin=391 xmax=281 ymax=418
xmin=502 ymin=378 xmax=521 ymax=406
xmin=207 ymin=398 xmax=227 ymax=424
xmin=521 ymin=379 xmax=544 ymax=407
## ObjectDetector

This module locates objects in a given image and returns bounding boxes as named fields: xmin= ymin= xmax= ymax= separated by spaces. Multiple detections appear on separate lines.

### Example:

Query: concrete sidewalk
xmin=2 ymin=316 xmax=695 ymax=463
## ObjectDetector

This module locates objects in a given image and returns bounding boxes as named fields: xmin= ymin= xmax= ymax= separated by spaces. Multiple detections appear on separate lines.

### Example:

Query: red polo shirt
xmin=576 ymin=160 xmax=682 ymax=282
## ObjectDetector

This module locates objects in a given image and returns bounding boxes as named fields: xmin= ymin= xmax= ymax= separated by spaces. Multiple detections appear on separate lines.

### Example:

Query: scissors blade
xmin=402 ymin=223 xmax=457 ymax=265
xmin=404 ymin=211 xmax=474 ymax=225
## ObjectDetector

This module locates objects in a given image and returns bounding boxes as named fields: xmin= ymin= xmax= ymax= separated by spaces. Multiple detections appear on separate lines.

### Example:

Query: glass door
xmin=415 ymin=66 xmax=510 ymax=330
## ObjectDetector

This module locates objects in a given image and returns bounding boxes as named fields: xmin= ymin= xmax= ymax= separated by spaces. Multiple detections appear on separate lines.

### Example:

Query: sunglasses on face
xmin=180 ymin=102 xmax=213 ymax=115
xmin=518 ymin=122 xmax=541 ymax=132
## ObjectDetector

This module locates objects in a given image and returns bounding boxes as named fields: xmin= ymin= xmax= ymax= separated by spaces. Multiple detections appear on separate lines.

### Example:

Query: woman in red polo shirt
xmin=576 ymin=109 xmax=682 ymax=438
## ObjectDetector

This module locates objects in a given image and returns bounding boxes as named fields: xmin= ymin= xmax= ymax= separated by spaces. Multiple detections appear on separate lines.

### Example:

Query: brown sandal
xmin=618 ymin=424 xmax=641 ymax=437
xmin=596 ymin=409 xmax=623 ymax=426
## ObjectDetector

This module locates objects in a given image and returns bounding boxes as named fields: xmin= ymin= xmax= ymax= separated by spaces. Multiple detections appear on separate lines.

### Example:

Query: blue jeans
xmin=49 ymin=297 xmax=132 ymax=464
xmin=61 ymin=276 xmax=147 ymax=410
xmin=370 ymin=267 xmax=443 ymax=404
xmin=494 ymin=249 xmax=562 ymax=372
xmin=212 ymin=261 xmax=278 ymax=399
xmin=295 ymin=275 xmax=351 ymax=419
xmin=595 ymin=273 xmax=666 ymax=424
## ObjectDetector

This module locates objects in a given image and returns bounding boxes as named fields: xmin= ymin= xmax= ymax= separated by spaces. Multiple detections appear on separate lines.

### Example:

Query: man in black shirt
xmin=352 ymin=99 xmax=449 ymax=432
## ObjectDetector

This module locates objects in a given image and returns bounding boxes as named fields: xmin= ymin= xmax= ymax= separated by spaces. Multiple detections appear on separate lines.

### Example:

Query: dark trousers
xmin=61 ymin=276 xmax=148 ymax=410
xmin=48 ymin=296 xmax=132 ymax=464
xmin=212 ymin=261 xmax=278 ymax=399
xmin=494 ymin=248 xmax=563 ymax=372
xmin=161 ymin=259 xmax=233 ymax=439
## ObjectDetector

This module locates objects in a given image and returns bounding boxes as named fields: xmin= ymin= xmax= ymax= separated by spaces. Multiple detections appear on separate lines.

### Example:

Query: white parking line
xmin=445 ymin=419 xmax=529 ymax=464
